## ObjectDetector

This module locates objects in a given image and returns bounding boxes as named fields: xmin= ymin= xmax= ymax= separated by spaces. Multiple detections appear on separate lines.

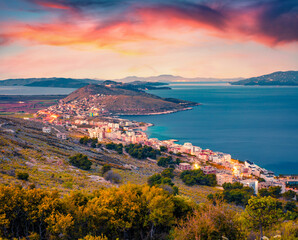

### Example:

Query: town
xmin=33 ymin=98 xmax=297 ymax=196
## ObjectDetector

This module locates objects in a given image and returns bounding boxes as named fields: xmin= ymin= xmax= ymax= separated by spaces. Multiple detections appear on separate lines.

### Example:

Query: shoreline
xmin=118 ymin=105 xmax=199 ymax=116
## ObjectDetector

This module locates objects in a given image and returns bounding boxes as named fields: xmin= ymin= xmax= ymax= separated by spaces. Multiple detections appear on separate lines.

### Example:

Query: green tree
xmin=243 ymin=196 xmax=283 ymax=239
xmin=159 ymin=146 xmax=168 ymax=152
xmin=268 ymin=186 xmax=282 ymax=198
xmin=283 ymin=190 xmax=296 ymax=200
xmin=161 ymin=168 xmax=174 ymax=179
xmin=69 ymin=153 xmax=92 ymax=170
xmin=258 ymin=188 xmax=270 ymax=197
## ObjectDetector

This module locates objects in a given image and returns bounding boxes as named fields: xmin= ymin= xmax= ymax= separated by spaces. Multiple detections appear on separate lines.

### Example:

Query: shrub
xmin=101 ymin=164 xmax=112 ymax=175
xmin=180 ymin=169 xmax=217 ymax=187
xmin=157 ymin=156 xmax=173 ymax=167
xmin=69 ymin=153 xmax=92 ymax=170
xmin=125 ymin=143 xmax=160 ymax=159
xmin=104 ymin=170 xmax=122 ymax=184
xmin=17 ymin=172 xmax=29 ymax=181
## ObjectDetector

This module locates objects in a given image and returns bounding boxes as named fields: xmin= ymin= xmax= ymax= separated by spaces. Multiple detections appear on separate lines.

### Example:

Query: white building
xmin=56 ymin=133 xmax=67 ymax=140
xmin=240 ymin=179 xmax=259 ymax=194
xmin=42 ymin=127 xmax=51 ymax=133
xmin=89 ymin=127 xmax=105 ymax=141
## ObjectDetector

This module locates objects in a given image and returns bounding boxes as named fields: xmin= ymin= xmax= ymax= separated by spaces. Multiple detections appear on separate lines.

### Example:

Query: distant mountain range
xmin=0 ymin=75 xmax=242 ymax=88
xmin=231 ymin=71 xmax=298 ymax=86
xmin=1 ymin=71 xmax=297 ymax=88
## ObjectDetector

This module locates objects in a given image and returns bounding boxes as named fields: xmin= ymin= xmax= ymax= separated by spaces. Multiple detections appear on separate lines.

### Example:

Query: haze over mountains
xmin=0 ymin=71 xmax=297 ymax=88
xmin=0 ymin=75 xmax=242 ymax=88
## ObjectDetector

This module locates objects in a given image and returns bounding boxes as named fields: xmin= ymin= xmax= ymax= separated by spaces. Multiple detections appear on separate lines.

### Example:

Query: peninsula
xmin=231 ymin=71 xmax=298 ymax=86
xmin=47 ymin=83 xmax=199 ymax=116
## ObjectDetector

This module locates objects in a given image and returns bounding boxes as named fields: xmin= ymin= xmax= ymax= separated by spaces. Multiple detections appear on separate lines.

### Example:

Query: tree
xmin=243 ymin=196 xmax=283 ymax=239
xmin=157 ymin=156 xmax=173 ymax=168
xmin=283 ymin=190 xmax=296 ymax=200
xmin=284 ymin=201 xmax=297 ymax=212
xmin=180 ymin=170 xmax=217 ymax=187
xmin=258 ymin=188 xmax=270 ymax=197
xmin=159 ymin=146 xmax=167 ymax=152
xmin=268 ymin=186 xmax=282 ymax=198
xmin=173 ymin=203 xmax=244 ymax=240
xmin=161 ymin=168 xmax=174 ymax=179
xmin=69 ymin=153 xmax=92 ymax=170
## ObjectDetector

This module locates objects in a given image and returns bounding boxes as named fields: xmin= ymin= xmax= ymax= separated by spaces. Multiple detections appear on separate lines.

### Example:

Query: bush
xmin=147 ymin=173 xmax=178 ymax=195
xmin=157 ymin=156 xmax=173 ymax=167
xmin=106 ymin=142 xmax=123 ymax=154
xmin=17 ymin=172 xmax=29 ymax=181
xmin=160 ymin=146 xmax=168 ymax=152
xmin=104 ymin=170 xmax=122 ymax=184
xmin=172 ymin=203 xmax=244 ymax=240
xmin=101 ymin=164 xmax=111 ymax=175
xmin=69 ymin=153 xmax=92 ymax=170
xmin=161 ymin=168 xmax=174 ymax=179
xmin=125 ymin=143 xmax=160 ymax=159
xmin=180 ymin=169 xmax=217 ymax=187
xmin=222 ymin=182 xmax=254 ymax=206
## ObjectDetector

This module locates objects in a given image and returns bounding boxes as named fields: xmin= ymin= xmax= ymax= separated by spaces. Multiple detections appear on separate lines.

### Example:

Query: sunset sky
xmin=0 ymin=0 xmax=297 ymax=79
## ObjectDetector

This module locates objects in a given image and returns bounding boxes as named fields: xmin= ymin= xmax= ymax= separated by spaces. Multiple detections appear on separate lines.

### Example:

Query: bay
xmin=125 ymin=82 xmax=298 ymax=175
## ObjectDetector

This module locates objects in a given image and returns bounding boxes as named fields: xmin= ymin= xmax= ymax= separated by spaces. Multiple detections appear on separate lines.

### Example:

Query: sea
xmin=124 ymin=82 xmax=298 ymax=175
xmin=1 ymin=83 xmax=297 ymax=174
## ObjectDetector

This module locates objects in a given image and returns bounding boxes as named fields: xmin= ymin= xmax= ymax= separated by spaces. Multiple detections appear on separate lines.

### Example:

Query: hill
xmin=62 ymin=84 xmax=199 ymax=115
xmin=0 ymin=77 xmax=102 ymax=88
xmin=231 ymin=71 xmax=298 ymax=86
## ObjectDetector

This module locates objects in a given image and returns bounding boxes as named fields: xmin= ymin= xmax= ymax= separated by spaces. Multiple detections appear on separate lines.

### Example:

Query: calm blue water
xmin=125 ymin=83 xmax=298 ymax=174
xmin=0 ymin=86 xmax=76 ymax=95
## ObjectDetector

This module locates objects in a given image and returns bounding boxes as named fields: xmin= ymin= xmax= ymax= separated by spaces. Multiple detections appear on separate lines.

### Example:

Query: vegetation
xmin=101 ymin=164 xmax=112 ymax=175
xmin=103 ymin=170 xmax=122 ymax=184
xmin=159 ymin=146 xmax=168 ymax=152
xmin=208 ymin=182 xmax=254 ymax=206
xmin=283 ymin=190 xmax=297 ymax=200
xmin=105 ymin=142 xmax=123 ymax=154
xmin=0 ymin=184 xmax=193 ymax=240
xmin=147 ymin=172 xmax=178 ymax=195
xmin=258 ymin=186 xmax=282 ymax=198
xmin=243 ymin=196 xmax=283 ymax=239
xmin=157 ymin=156 xmax=180 ymax=168
xmin=173 ymin=202 xmax=244 ymax=240
xmin=125 ymin=143 xmax=160 ymax=160
xmin=16 ymin=171 xmax=29 ymax=181
xmin=161 ymin=168 xmax=174 ymax=179
xmin=180 ymin=169 xmax=217 ymax=187
xmin=69 ymin=153 xmax=92 ymax=170
xmin=79 ymin=136 xmax=99 ymax=148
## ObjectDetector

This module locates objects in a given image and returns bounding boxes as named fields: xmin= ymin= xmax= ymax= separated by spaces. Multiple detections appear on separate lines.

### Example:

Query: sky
xmin=0 ymin=0 xmax=297 ymax=79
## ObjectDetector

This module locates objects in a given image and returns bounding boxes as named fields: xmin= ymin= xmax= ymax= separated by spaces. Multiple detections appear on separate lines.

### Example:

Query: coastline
xmin=118 ymin=105 xmax=199 ymax=116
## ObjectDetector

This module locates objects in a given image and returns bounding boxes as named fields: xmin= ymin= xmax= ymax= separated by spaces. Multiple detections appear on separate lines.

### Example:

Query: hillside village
xmin=34 ymin=96 xmax=297 ymax=196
